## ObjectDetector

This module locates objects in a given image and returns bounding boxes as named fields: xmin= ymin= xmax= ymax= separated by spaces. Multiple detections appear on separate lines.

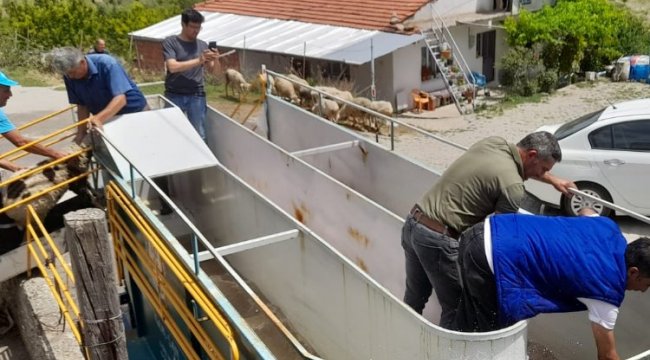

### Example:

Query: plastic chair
xmin=411 ymin=90 xmax=430 ymax=113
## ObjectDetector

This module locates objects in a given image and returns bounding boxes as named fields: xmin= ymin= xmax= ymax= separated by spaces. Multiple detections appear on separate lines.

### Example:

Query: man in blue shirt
xmin=451 ymin=213 xmax=650 ymax=360
xmin=48 ymin=47 xmax=146 ymax=144
xmin=0 ymin=71 xmax=66 ymax=161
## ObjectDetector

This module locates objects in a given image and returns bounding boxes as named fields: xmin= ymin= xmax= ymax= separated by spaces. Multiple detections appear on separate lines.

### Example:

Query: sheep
xmin=369 ymin=100 xmax=394 ymax=117
xmin=286 ymin=74 xmax=311 ymax=106
xmin=311 ymin=97 xmax=340 ymax=122
xmin=365 ymin=100 xmax=394 ymax=133
xmin=313 ymin=86 xmax=354 ymax=103
xmin=2 ymin=143 xmax=90 ymax=229
xmin=274 ymin=77 xmax=300 ymax=104
xmin=225 ymin=68 xmax=251 ymax=100
xmin=339 ymin=96 xmax=372 ymax=122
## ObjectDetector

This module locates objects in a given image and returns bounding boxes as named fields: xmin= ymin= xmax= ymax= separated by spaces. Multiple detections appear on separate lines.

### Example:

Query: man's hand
xmin=591 ymin=322 xmax=620 ymax=360
xmin=0 ymin=159 xmax=25 ymax=172
xmin=201 ymin=49 xmax=219 ymax=64
xmin=89 ymin=117 xmax=104 ymax=131
xmin=550 ymin=176 xmax=577 ymax=196
xmin=537 ymin=172 xmax=577 ymax=196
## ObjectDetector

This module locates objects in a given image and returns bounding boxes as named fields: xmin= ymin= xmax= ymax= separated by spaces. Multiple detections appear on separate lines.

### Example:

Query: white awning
xmin=129 ymin=12 xmax=422 ymax=65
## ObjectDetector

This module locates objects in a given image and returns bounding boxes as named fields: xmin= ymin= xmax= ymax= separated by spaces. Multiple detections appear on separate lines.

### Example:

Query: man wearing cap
xmin=48 ymin=47 xmax=147 ymax=144
xmin=0 ymin=71 xmax=66 ymax=160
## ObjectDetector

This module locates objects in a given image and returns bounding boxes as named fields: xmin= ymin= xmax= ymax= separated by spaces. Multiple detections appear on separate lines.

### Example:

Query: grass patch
xmin=3 ymin=67 xmax=62 ymax=87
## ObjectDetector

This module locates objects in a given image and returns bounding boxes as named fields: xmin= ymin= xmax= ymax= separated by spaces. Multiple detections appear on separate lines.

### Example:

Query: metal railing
xmin=96 ymin=125 xmax=240 ymax=360
xmin=106 ymin=182 xmax=239 ymax=360
xmin=24 ymin=205 xmax=86 ymax=354
xmin=262 ymin=69 xmax=468 ymax=153
xmin=427 ymin=3 xmax=476 ymax=113
xmin=0 ymin=105 xmax=77 ymax=162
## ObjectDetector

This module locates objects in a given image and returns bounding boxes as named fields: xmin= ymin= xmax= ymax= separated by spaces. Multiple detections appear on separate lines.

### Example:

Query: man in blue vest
xmin=452 ymin=213 xmax=650 ymax=359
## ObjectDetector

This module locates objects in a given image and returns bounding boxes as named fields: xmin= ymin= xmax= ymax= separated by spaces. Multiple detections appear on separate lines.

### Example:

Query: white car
xmin=525 ymin=99 xmax=650 ymax=217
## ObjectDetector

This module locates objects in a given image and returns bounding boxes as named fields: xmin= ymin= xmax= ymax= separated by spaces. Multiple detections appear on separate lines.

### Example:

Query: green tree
xmin=0 ymin=0 xmax=182 ymax=68
xmin=504 ymin=0 xmax=650 ymax=74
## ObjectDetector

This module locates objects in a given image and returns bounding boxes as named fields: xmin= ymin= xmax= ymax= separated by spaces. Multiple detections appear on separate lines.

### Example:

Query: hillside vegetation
xmin=0 ymin=0 xmax=192 ymax=71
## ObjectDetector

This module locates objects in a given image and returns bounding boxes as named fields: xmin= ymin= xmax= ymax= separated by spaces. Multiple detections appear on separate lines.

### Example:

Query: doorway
xmin=478 ymin=30 xmax=496 ymax=82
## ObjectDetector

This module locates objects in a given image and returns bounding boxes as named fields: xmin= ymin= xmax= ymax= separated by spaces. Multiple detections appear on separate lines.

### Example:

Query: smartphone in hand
xmin=208 ymin=41 xmax=217 ymax=51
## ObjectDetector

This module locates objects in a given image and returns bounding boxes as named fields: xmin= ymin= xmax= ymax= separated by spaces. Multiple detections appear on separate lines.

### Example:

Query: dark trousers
xmin=402 ymin=214 xmax=460 ymax=328
xmin=453 ymin=222 xmax=500 ymax=332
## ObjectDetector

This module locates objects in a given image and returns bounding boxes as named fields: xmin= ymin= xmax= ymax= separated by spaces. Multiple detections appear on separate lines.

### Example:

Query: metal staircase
xmin=422 ymin=4 xmax=476 ymax=114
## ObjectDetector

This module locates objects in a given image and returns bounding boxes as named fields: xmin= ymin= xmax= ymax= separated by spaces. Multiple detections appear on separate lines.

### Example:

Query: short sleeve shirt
xmin=64 ymin=54 xmax=146 ymax=115
xmin=163 ymin=35 xmax=208 ymax=96
xmin=0 ymin=109 xmax=16 ymax=134
xmin=419 ymin=137 xmax=525 ymax=233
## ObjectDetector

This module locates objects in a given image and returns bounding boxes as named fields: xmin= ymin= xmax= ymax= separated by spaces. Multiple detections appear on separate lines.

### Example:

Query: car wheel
xmin=561 ymin=183 xmax=613 ymax=217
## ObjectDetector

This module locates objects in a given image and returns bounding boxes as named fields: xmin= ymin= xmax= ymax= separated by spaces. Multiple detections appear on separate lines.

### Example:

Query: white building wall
xmin=426 ymin=0 xmax=476 ymax=17
xmin=392 ymin=43 xmax=422 ymax=103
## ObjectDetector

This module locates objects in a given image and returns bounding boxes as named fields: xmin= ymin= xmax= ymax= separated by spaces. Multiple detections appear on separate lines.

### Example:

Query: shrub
xmin=498 ymin=46 xmax=547 ymax=96
xmin=538 ymin=70 xmax=558 ymax=93
xmin=0 ymin=0 xmax=183 ymax=68
xmin=504 ymin=0 xmax=650 ymax=74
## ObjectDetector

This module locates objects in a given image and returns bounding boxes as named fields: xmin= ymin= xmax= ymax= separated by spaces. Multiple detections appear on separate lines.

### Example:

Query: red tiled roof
xmin=194 ymin=0 xmax=431 ymax=31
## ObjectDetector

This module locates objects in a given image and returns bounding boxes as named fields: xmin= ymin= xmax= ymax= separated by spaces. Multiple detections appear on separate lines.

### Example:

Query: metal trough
xmin=205 ymin=96 xmax=528 ymax=359
xmin=95 ymin=103 xmax=526 ymax=359
xmin=206 ymin=94 xmax=650 ymax=359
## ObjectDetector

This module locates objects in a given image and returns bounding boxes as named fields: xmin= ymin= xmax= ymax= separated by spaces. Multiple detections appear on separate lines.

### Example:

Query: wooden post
xmin=64 ymin=208 xmax=127 ymax=360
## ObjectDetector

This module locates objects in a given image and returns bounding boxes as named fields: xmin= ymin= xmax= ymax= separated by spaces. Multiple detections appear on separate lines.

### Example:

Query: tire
xmin=561 ymin=183 xmax=613 ymax=217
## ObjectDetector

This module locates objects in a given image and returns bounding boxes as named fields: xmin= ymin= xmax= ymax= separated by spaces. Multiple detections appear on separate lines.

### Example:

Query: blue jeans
xmin=165 ymin=93 xmax=206 ymax=141
xmin=402 ymin=214 xmax=461 ymax=328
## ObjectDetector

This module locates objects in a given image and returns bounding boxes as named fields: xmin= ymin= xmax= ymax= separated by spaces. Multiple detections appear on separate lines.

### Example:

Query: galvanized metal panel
xmin=266 ymin=96 xmax=439 ymax=216
xmin=150 ymin=163 xmax=528 ymax=360
xmin=129 ymin=12 xmax=421 ymax=65
xmin=102 ymin=107 xmax=218 ymax=179
xmin=204 ymin=106 xmax=528 ymax=359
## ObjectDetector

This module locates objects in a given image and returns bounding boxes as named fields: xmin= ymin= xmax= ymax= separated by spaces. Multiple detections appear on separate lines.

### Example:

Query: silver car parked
xmin=525 ymin=99 xmax=650 ymax=216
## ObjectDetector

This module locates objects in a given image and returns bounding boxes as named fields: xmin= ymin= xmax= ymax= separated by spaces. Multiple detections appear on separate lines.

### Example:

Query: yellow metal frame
xmin=0 ymin=105 xmax=76 ymax=137
xmin=0 ymin=104 xmax=79 ymax=162
xmin=106 ymin=182 xmax=240 ymax=360
xmin=24 ymin=205 xmax=84 ymax=346
xmin=0 ymin=119 xmax=90 ymax=162
xmin=3 ymin=106 xmax=241 ymax=360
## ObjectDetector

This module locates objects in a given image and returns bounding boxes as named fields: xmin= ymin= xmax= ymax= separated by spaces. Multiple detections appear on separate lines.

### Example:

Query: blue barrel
xmin=629 ymin=55 xmax=650 ymax=81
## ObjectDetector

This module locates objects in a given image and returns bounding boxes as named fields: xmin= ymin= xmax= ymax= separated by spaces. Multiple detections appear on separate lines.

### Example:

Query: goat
xmin=225 ymin=68 xmax=251 ymax=100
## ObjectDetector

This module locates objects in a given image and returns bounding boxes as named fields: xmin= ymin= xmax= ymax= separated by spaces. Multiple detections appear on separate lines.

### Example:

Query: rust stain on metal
xmin=292 ymin=201 xmax=310 ymax=224
xmin=358 ymin=144 xmax=368 ymax=162
xmin=348 ymin=227 xmax=370 ymax=248
xmin=355 ymin=257 xmax=368 ymax=273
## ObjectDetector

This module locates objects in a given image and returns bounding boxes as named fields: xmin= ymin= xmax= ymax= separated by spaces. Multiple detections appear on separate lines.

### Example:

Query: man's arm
xmin=74 ymin=105 xmax=91 ymax=144
xmin=0 ymin=159 xmax=23 ymax=172
xmin=90 ymin=94 xmax=127 ymax=127
xmin=165 ymin=50 xmax=219 ymax=74
xmin=534 ymin=171 xmax=577 ymax=196
xmin=591 ymin=322 xmax=620 ymax=360
xmin=2 ymin=129 xmax=65 ymax=159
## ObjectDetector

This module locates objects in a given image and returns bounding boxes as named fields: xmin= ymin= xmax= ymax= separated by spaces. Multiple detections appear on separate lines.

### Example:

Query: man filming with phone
xmin=163 ymin=8 xmax=219 ymax=140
